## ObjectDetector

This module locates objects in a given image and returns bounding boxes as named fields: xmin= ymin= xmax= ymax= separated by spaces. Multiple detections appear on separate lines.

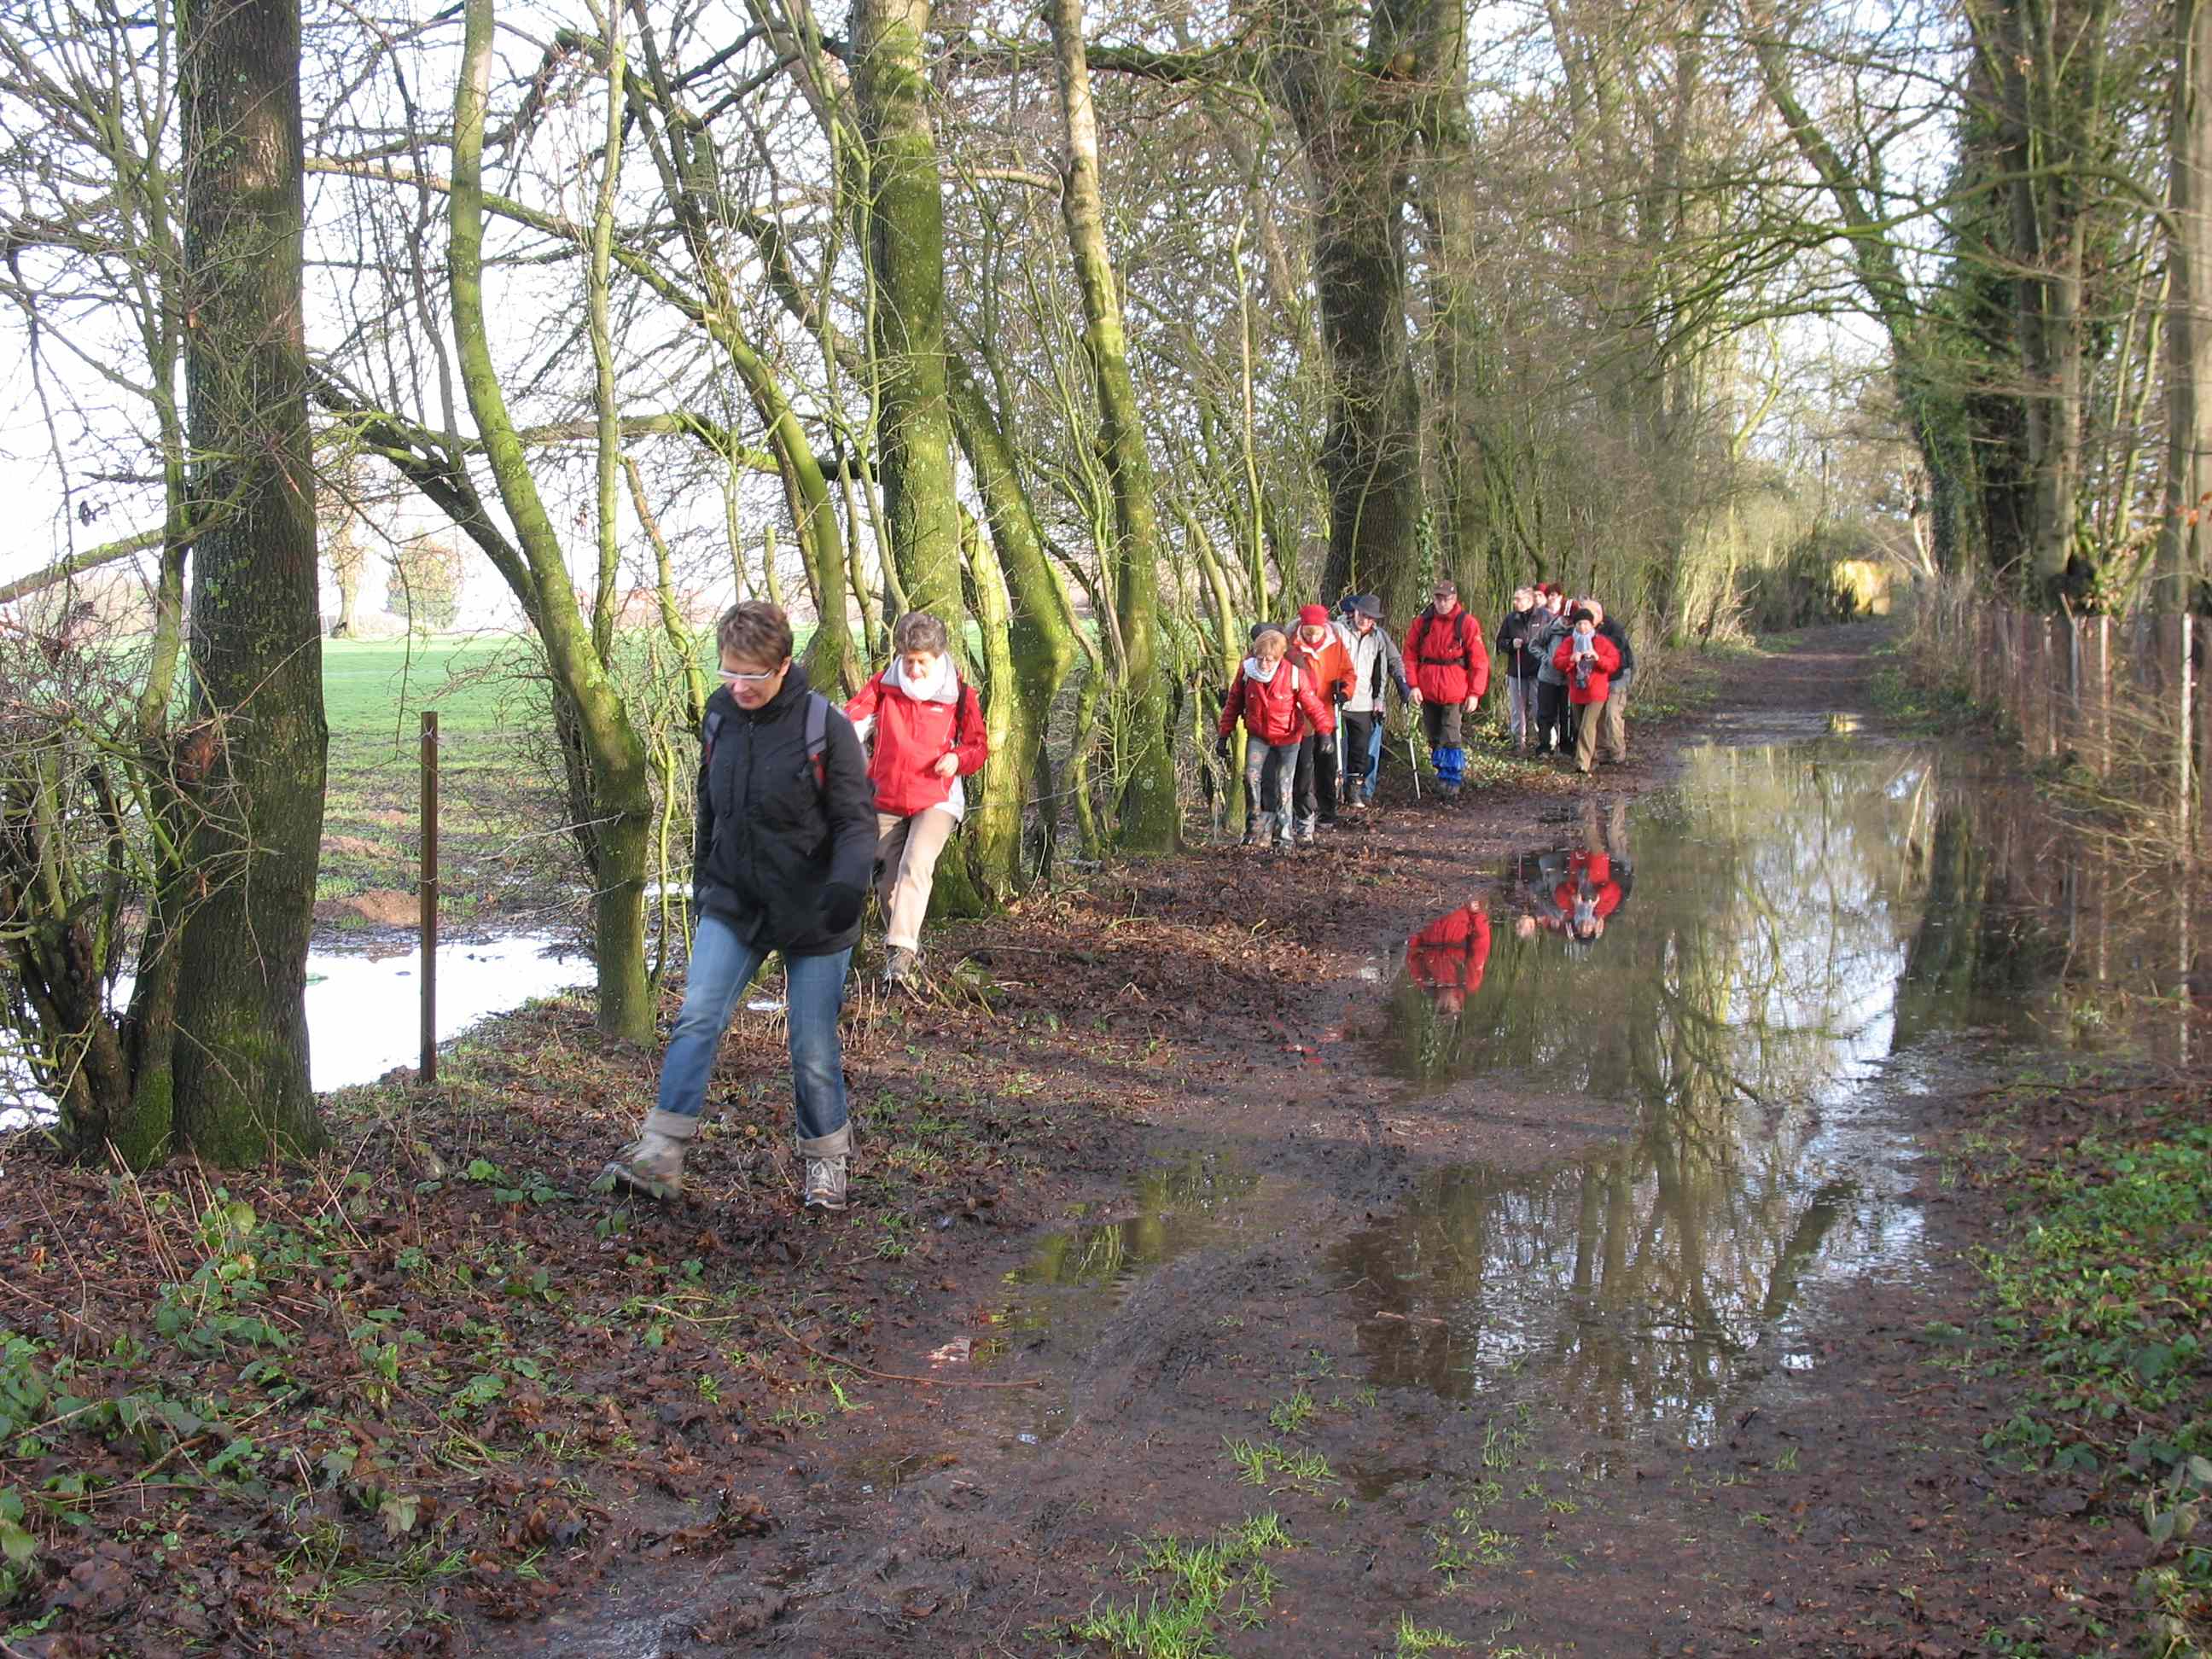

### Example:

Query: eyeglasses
xmin=719 ymin=662 xmax=786 ymax=684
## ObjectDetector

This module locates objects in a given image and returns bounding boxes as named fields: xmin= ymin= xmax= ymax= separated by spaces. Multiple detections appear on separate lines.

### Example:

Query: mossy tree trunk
xmin=1266 ymin=0 xmax=1431 ymax=626
xmin=2162 ymin=0 xmax=2212 ymax=611
xmin=171 ymin=0 xmax=328 ymax=1161
xmin=1046 ymin=0 xmax=1179 ymax=851
xmin=451 ymin=0 xmax=655 ymax=1044
xmin=852 ymin=0 xmax=961 ymax=627
xmin=951 ymin=356 xmax=1080 ymax=897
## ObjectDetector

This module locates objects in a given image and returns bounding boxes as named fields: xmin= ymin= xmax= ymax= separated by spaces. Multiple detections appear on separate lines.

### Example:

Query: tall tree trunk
xmin=2163 ymin=0 xmax=2212 ymax=611
xmin=172 ymin=0 xmax=328 ymax=1161
xmin=452 ymin=0 xmax=655 ymax=1044
xmin=949 ymin=358 xmax=1076 ymax=899
xmin=852 ymin=0 xmax=962 ymax=625
xmin=1046 ymin=0 xmax=1179 ymax=850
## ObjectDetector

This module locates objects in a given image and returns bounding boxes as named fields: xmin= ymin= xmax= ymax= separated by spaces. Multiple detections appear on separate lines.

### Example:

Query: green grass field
xmin=317 ymin=634 xmax=710 ymax=930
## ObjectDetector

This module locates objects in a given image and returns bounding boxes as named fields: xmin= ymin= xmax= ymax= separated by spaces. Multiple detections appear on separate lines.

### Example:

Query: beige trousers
xmin=875 ymin=807 xmax=958 ymax=952
xmin=1596 ymin=685 xmax=1627 ymax=761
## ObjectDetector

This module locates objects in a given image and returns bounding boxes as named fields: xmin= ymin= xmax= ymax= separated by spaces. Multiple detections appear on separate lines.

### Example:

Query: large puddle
xmin=1008 ymin=737 xmax=2203 ymax=1447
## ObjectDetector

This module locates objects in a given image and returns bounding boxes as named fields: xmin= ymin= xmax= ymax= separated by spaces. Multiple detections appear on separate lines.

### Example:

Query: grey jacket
xmin=1533 ymin=614 xmax=1578 ymax=686
xmin=1332 ymin=619 xmax=1413 ymax=714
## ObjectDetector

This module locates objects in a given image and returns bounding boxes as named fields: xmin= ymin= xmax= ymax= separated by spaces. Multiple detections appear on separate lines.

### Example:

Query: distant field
xmin=317 ymin=632 xmax=713 ymax=933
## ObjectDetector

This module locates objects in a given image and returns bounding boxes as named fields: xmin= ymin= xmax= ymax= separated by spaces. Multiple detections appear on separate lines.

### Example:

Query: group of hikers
xmin=599 ymin=581 xmax=1636 ymax=1209
xmin=1217 ymin=579 xmax=1639 ymax=850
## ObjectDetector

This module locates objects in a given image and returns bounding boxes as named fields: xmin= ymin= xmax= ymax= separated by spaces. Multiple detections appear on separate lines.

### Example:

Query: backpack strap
xmin=804 ymin=691 xmax=830 ymax=790
xmin=701 ymin=707 xmax=725 ymax=767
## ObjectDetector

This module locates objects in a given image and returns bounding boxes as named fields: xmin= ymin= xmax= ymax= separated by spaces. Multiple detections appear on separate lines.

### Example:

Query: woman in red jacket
xmin=1551 ymin=608 xmax=1622 ymax=777
xmin=1219 ymin=627 xmax=1331 ymax=852
xmin=844 ymin=613 xmax=988 ymax=987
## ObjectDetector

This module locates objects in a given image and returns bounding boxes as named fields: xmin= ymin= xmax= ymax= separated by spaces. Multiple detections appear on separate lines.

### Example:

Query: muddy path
xmin=504 ymin=625 xmax=2148 ymax=1658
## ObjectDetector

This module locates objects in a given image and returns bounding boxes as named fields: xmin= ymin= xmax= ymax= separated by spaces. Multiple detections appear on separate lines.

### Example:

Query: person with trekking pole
xmin=1402 ymin=579 xmax=1490 ymax=799
xmin=1333 ymin=594 xmax=1412 ymax=809
xmin=597 ymin=602 xmax=876 ymax=1212
xmin=1494 ymin=586 xmax=1547 ymax=753
xmin=1287 ymin=604 xmax=1357 ymax=841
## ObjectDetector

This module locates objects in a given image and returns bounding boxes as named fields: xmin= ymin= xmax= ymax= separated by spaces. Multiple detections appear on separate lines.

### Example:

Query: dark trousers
xmin=1295 ymin=731 xmax=1338 ymax=828
xmin=1535 ymin=680 xmax=1569 ymax=754
xmin=1339 ymin=710 xmax=1378 ymax=800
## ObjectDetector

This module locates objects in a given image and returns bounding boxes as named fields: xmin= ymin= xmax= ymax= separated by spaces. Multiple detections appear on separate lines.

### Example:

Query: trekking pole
xmin=1408 ymin=731 xmax=1422 ymax=800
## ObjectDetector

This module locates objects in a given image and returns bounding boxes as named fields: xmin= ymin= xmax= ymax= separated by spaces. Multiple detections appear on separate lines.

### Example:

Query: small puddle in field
xmin=0 ymin=933 xmax=593 ymax=1140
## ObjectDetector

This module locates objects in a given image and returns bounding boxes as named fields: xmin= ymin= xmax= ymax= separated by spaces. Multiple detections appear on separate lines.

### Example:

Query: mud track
xmin=509 ymin=626 xmax=2148 ymax=1657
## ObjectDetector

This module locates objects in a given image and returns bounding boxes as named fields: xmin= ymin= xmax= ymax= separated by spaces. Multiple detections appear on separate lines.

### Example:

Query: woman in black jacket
xmin=599 ymin=602 xmax=877 ymax=1210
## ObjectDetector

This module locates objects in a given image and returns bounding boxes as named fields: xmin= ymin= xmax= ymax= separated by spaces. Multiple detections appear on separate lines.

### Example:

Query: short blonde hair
xmin=1252 ymin=627 xmax=1287 ymax=659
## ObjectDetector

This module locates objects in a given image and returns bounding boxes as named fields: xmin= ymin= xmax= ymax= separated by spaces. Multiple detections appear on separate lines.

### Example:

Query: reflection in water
xmin=1348 ymin=740 xmax=2192 ymax=1442
xmin=1009 ymin=1155 xmax=1264 ymax=1299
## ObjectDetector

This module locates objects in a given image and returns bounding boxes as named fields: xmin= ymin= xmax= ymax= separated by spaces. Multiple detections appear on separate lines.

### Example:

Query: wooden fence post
xmin=421 ymin=709 xmax=439 ymax=1086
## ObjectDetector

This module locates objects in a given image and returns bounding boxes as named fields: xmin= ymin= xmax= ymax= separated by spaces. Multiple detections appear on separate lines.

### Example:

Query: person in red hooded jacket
xmin=1406 ymin=900 xmax=1493 ymax=1019
xmin=1551 ymin=608 xmax=1622 ymax=777
xmin=1401 ymin=578 xmax=1490 ymax=798
xmin=1219 ymin=627 xmax=1331 ymax=851
xmin=844 ymin=612 xmax=989 ymax=987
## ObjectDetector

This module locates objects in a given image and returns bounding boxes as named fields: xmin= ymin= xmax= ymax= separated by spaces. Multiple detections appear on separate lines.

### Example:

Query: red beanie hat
xmin=1298 ymin=603 xmax=1330 ymax=626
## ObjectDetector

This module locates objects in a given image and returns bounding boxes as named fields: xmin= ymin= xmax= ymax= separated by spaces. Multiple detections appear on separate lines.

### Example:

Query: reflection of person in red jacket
xmin=844 ymin=613 xmax=989 ymax=988
xmin=1406 ymin=903 xmax=1493 ymax=1018
xmin=1553 ymin=849 xmax=1621 ymax=944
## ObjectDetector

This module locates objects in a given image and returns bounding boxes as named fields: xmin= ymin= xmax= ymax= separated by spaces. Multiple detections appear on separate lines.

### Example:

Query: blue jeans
xmin=646 ymin=912 xmax=852 ymax=1155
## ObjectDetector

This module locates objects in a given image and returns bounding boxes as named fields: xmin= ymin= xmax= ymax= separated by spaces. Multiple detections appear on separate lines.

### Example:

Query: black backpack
xmin=701 ymin=692 xmax=832 ymax=792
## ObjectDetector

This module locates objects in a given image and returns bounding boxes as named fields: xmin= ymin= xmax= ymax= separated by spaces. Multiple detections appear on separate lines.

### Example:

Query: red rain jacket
xmin=1406 ymin=905 xmax=1493 ymax=994
xmin=844 ymin=669 xmax=988 ymax=818
xmin=1552 ymin=632 xmax=1622 ymax=706
xmin=1403 ymin=605 xmax=1492 ymax=704
xmin=1220 ymin=660 xmax=1331 ymax=748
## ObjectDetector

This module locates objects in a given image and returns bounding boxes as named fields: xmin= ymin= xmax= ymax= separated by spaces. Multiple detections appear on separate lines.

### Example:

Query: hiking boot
xmin=1295 ymin=821 xmax=1317 ymax=846
xmin=804 ymin=1154 xmax=848 ymax=1211
xmin=882 ymin=946 xmax=918 ymax=988
xmin=594 ymin=1128 xmax=686 ymax=1201
xmin=1239 ymin=824 xmax=1258 ymax=847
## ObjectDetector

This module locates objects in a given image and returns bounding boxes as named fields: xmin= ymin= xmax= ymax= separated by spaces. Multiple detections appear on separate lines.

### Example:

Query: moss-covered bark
xmin=949 ymin=357 xmax=1079 ymax=897
xmin=170 ymin=0 xmax=327 ymax=1163
xmin=852 ymin=0 xmax=962 ymax=627
xmin=1046 ymin=0 xmax=1179 ymax=851
xmin=451 ymin=0 xmax=654 ymax=1044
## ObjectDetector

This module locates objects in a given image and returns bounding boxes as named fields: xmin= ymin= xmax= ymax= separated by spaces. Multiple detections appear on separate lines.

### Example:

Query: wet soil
xmin=5 ymin=626 xmax=2192 ymax=1656
xmin=495 ymin=625 xmax=2172 ymax=1656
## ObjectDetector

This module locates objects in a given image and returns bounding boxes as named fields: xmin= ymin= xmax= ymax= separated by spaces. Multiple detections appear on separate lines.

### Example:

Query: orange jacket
xmin=1285 ymin=631 xmax=1354 ymax=735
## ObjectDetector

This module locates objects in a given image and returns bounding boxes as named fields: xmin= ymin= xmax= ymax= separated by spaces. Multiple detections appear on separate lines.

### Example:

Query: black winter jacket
xmin=1494 ymin=606 xmax=1551 ymax=680
xmin=691 ymin=674 xmax=877 ymax=957
xmin=1596 ymin=619 xmax=1636 ymax=679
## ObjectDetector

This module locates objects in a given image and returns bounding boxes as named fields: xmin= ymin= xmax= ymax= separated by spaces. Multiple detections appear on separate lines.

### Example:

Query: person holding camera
xmin=1552 ymin=606 xmax=1622 ymax=777
xmin=598 ymin=602 xmax=876 ymax=1212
